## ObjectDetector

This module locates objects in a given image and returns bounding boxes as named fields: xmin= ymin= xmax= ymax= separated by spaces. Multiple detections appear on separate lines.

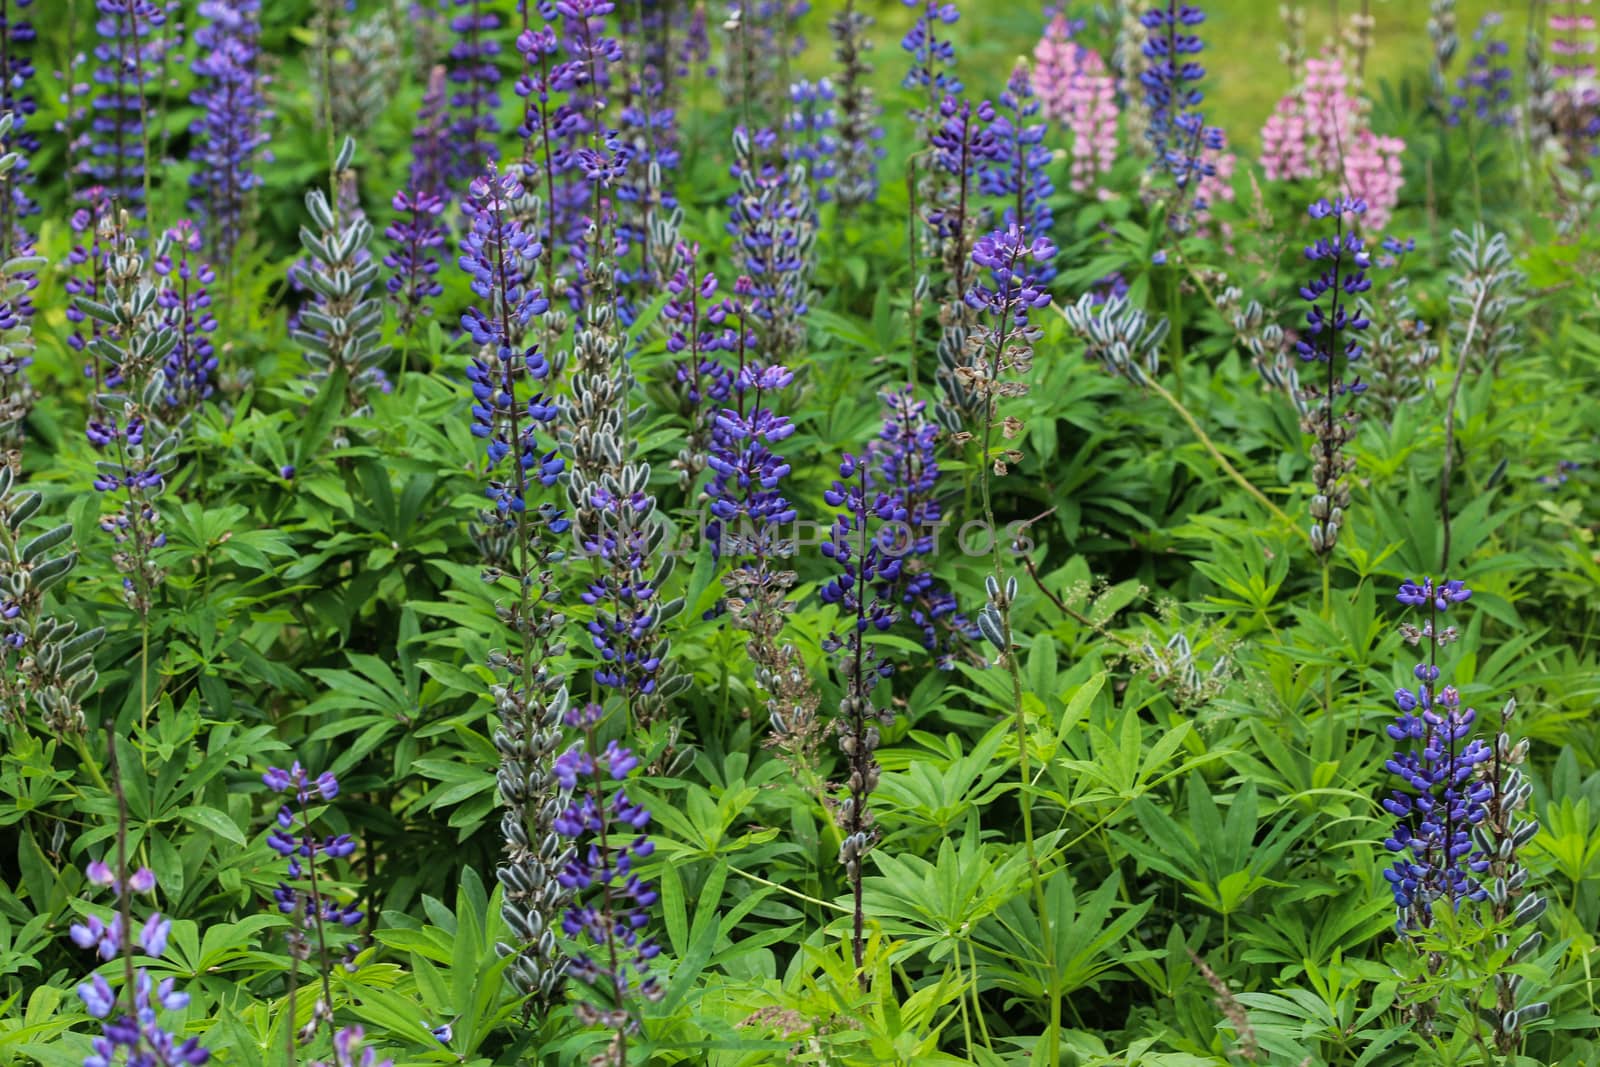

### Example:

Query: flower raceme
xmin=71 ymin=864 xmax=210 ymax=1067
xmin=1380 ymin=578 xmax=1492 ymax=933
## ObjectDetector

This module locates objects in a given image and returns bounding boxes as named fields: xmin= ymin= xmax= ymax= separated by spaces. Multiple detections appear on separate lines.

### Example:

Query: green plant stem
xmin=978 ymin=253 xmax=1058 ymax=1067
xmin=1143 ymin=376 xmax=1301 ymax=537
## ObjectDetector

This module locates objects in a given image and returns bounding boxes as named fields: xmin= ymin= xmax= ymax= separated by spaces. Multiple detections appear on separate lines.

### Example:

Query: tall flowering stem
xmin=553 ymin=703 xmax=663 ymax=1061
xmin=0 ymin=0 xmax=38 ymax=251
xmin=1449 ymin=14 xmax=1514 ymax=129
xmin=865 ymin=388 xmax=974 ymax=665
xmin=77 ymin=212 xmax=180 ymax=618
xmin=72 ymin=815 xmax=210 ymax=1067
xmin=383 ymin=188 xmax=446 ymax=338
xmin=458 ymin=166 xmax=580 ymax=1008
xmin=728 ymin=127 xmax=816 ymax=364
xmin=411 ymin=65 xmax=452 ymax=201
xmin=190 ymin=0 xmax=270 ymax=267
xmin=820 ymin=452 xmax=898 ymax=980
xmin=663 ymin=242 xmax=737 ymax=493
xmin=900 ymin=0 xmax=961 ymax=130
xmin=82 ymin=0 xmax=166 ymax=213
xmin=262 ymin=763 xmax=363 ymax=1049
xmin=153 ymin=221 xmax=219 ymax=418
xmin=1139 ymin=1 xmax=1224 ymax=223
xmin=965 ymin=224 xmax=1060 ymax=1056
xmin=1296 ymin=197 xmax=1371 ymax=562
xmin=981 ymin=60 xmax=1055 ymax=288
xmin=446 ymin=0 xmax=503 ymax=186
xmin=1364 ymin=236 xmax=1438 ymax=425
xmin=0 ymin=118 xmax=37 ymax=454
xmin=827 ymin=0 xmax=880 ymax=209
xmin=926 ymin=96 xmax=1000 ymax=436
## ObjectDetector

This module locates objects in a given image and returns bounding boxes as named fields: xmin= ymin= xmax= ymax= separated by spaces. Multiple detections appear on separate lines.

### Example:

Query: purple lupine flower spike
xmin=1380 ymin=577 xmax=1493 ymax=933
xmin=445 ymin=0 xmax=503 ymax=186
xmin=383 ymin=187 xmax=446 ymax=333
xmin=80 ymin=1 xmax=167 ymax=213
xmin=71 ymin=863 xmax=212 ymax=1066
xmin=189 ymin=0 xmax=271 ymax=264
xmin=553 ymin=704 xmax=664 ymax=1045
xmin=1297 ymin=195 xmax=1371 ymax=558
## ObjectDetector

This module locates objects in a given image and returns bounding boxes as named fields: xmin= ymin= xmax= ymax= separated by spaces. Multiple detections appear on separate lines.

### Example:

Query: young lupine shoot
xmin=827 ymin=0 xmax=881 ymax=209
xmin=293 ymin=139 xmax=392 ymax=425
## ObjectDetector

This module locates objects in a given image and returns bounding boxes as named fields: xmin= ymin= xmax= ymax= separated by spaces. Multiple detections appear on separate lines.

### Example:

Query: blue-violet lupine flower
xmin=410 ymin=64 xmax=452 ymax=201
xmin=445 ymin=0 xmax=503 ymax=186
xmin=1448 ymin=13 xmax=1514 ymax=129
xmin=154 ymin=221 xmax=219 ymax=415
xmin=71 ymin=864 xmax=211 ymax=1067
xmin=0 ymin=0 xmax=39 ymax=249
xmin=261 ymin=763 xmax=364 ymax=985
xmin=460 ymin=167 xmax=564 ymax=517
xmin=980 ymin=59 xmax=1056 ymax=287
xmin=1381 ymin=577 xmax=1492 ymax=933
xmin=900 ymin=0 xmax=961 ymax=117
xmin=784 ymin=78 xmax=839 ymax=203
xmin=728 ymin=127 xmax=816 ymax=362
xmin=383 ymin=188 xmax=446 ymax=334
xmin=81 ymin=0 xmax=167 ymax=213
xmin=865 ymin=387 xmax=976 ymax=665
xmin=664 ymin=244 xmax=740 ymax=490
xmin=1139 ymin=2 xmax=1225 ymax=216
xmin=189 ymin=0 xmax=271 ymax=264
xmin=1297 ymin=196 xmax=1372 ymax=557
xmin=553 ymin=702 xmax=663 ymax=1040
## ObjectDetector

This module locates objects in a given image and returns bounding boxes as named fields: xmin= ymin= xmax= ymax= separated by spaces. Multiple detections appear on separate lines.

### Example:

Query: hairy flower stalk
xmin=827 ymin=0 xmax=880 ymax=209
xmin=76 ymin=212 xmax=181 ymax=617
xmin=262 ymin=763 xmax=363 ymax=1048
xmin=820 ymin=452 xmax=898 ymax=979
xmin=1427 ymin=0 xmax=1459 ymax=94
xmin=553 ymin=702 xmax=664 ymax=1062
xmin=615 ymin=6 xmax=679 ymax=305
xmin=82 ymin=0 xmax=165 ymax=213
xmin=0 ymin=464 xmax=103 ymax=734
xmin=292 ymin=139 xmax=392 ymax=424
xmin=1296 ymin=197 xmax=1372 ymax=562
xmin=189 ymin=0 xmax=271 ymax=266
xmin=457 ymin=164 xmax=579 ymax=1008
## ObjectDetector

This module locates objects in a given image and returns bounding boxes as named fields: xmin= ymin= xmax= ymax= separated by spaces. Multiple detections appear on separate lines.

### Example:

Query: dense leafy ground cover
xmin=1 ymin=1 xmax=1599 ymax=1065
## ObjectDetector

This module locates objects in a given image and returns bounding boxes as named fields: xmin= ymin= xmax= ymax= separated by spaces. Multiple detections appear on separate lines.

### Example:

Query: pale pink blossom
xmin=1035 ymin=16 xmax=1119 ymax=195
